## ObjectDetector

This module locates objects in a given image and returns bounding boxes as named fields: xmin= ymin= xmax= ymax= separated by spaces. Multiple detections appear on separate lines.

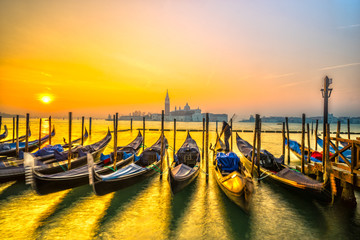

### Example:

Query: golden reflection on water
xmin=0 ymin=189 xmax=70 ymax=239
xmin=39 ymin=192 xmax=114 ymax=240
xmin=0 ymin=119 xmax=359 ymax=239
xmin=0 ymin=181 xmax=16 ymax=194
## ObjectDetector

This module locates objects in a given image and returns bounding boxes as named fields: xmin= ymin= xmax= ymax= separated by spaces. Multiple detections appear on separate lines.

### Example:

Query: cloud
xmin=319 ymin=62 xmax=360 ymax=71
xmin=265 ymin=72 xmax=296 ymax=80
xmin=337 ymin=24 xmax=360 ymax=29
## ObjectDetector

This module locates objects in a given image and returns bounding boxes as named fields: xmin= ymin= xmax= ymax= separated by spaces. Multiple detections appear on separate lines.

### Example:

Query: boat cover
xmin=172 ymin=163 xmax=195 ymax=177
xmin=276 ymin=168 xmax=323 ymax=190
xmin=285 ymin=139 xmax=322 ymax=163
xmin=100 ymin=163 xmax=145 ymax=181
xmin=216 ymin=152 xmax=240 ymax=172
xmin=317 ymin=137 xmax=351 ymax=161
xmin=34 ymin=144 xmax=64 ymax=157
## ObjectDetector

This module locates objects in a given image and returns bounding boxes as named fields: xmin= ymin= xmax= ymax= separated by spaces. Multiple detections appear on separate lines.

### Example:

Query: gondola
xmin=168 ymin=132 xmax=200 ymax=194
xmin=0 ymin=127 xmax=32 ymax=144
xmin=285 ymin=137 xmax=323 ymax=163
xmin=212 ymin=133 xmax=254 ymax=212
xmin=0 ymin=127 xmax=55 ymax=157
xmin=88 ymin=134 xmax=167 ymax=196
xmin=236 ymin=133 xmax=331 ymax=202
xmin=0 ymin=129 xmax=111 ymax=183
xmin=0 ymin=125 xmax=8 ymax=140
xmin=27 ymin=131 xmax=142 ymax=195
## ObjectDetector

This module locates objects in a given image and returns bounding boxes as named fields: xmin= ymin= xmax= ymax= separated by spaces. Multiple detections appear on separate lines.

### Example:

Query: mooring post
xmin=113 ymin=113 xmax=118 ymax=170
xmin=16 ymin=115 xmax=19 ymax=157
xmin=160 ymin=110 xmax=164 ymax=180
xmin=322 ymin=76 xmax=332 ymax=153
xmin=301 ymin=114 xmax=305 ymax=173
xmin=89 ymin=117 xmax=92 ymax=136
xmin=205 ymin=113 xmax=209 ymax=178
xmin=315 ymin=119 xmax=319 ymax=151
xmin=130 ymin=118 xmax=133 ymax=132
xmin=311 ymin=121 xmax=314 ymax=135
xmin=48 ymin=116 xmax=52 ymax=145
xmin=143 ymin=117 xmax=145 ymax=151
xmin=347 ymin=118 xmax=350 ymax=139
xmin=230 ymin=118 xmax=233 ymax=151
xmin=68 ymin=112 xmax=72 ymax=169
xmin=173 ymin=119 xmax=176 ymax=159
xmin=285 ymin=117 xmax=290 ymax=164
xmin=0 ymin=116 xmax=2 ymax=132
xmin=38 ymin=118 xmax=42 ymax=151
xmin=307 ymin=123 xmax=311 ymax=163
xmin=81 ymin=116 xmax=85 ymax=145
xmin=25 ymin=113 xmax=30 ymax=152
xmin=216 ymin=120 xmax=218 ymax=134
xmin=251 ymin=115 xmax=259 ymax=177
xmin=336 ymin=121 xmax=341 ymax=163
xmin=282 ymin=122 xmax=285 ymax=157
xmin=12 ymin=117 xmax=15 ymax=143
xmin=202 ymin=118 xmax=205 ymax=162
xmin=256 ymin=118 xmax=262 ymax=181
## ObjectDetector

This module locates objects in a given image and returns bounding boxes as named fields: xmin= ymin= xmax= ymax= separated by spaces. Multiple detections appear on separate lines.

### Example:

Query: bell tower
xmin=165 ymin=90 xmax=170 ymax=115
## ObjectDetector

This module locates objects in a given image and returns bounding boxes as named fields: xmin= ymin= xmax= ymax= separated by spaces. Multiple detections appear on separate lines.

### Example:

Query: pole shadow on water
xmin=94 ymin=173 xmax=159 ymax=235
xmin=0 ymin=181 xmax=29 ymax=201
xmin=168 ymin=175 xmax=199 ymax=237
xmin=249 ymin=181 xmax=327 ymax=239
xmin=35 ymin=184 xmax=93 ymax=233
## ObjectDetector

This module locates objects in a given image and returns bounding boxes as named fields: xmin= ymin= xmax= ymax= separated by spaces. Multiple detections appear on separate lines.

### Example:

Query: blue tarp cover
xmin=34 ymin=144 xmax=64 ymax=157
xmin=285 ymin=139 xmax=322 ymax=163
xmin=216 ymin=152 xmax=239 ymax=172
xmin=317 ymin=137 xmax=351 ymax=161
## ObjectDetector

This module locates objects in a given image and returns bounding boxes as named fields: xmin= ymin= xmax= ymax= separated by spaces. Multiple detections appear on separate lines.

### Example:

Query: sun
xmin=40 ymin=95 xmax=53 ymax=104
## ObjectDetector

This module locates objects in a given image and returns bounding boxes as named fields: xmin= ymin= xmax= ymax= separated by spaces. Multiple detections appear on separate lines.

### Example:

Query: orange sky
xmin=0 ymin=0 xmax=359 ymax=119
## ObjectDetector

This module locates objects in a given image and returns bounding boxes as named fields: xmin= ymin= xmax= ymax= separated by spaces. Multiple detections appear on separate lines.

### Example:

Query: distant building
xmin=150 ymin=91 xmax=227 ymax=122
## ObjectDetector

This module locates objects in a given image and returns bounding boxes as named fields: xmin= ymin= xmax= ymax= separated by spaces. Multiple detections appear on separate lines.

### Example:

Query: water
xmin=0 ymin=118 xmax=359 ymax=239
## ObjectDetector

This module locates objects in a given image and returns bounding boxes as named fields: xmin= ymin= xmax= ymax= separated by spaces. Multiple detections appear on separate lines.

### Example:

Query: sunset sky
xmin=0 ymin=0 xmax=359 ymax=119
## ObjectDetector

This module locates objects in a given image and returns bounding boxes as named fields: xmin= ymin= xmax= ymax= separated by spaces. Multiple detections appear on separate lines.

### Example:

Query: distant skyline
xmin=0 ymin=0 xmax=359 ymax=118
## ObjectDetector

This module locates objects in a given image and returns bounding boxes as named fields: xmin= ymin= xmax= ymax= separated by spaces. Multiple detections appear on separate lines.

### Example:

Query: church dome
xmin=184 ymin=102 xmax=190 ymax=111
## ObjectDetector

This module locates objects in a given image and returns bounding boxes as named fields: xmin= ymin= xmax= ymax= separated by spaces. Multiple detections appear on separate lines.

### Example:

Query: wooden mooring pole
xmin=336 ymin=121 xmax=340 ymax=163
xmin=160 ymin=110 xmax=164 ymax=180
xmin=251 ymin=114 xmax=259 ymax=177
xmin=315 ymin=119 xmax=319 ymax=151
xmin=205 ymin=113 xmax=209 ymax=178
xmin=282 ymin=122 xmax=285 ymax=157
xmin=130 ymin=118 xmax=133 ymax=132
xmin=81 ymin=116 xmax=85 ymax=145
xmin=301 ymin=114 xmax=305 ymax=173
xmin=347 ymin=118 xmax=350 ymax=139
xmin=68 ymin=112 xmax=72 ymax=169
xmin=143 ymin=117 xmax=145 ymax=151
xmin=216 ymin=120 xmax=218 ymax=134
xmin=25 ymin=113 xmax=30 ymax=152
xmin=285 ymin=117 xmax=290 ymax=164
xmin=12 ymin=117 xmax=15 ymax=143
xmin=307 ymin=123 xmax=311 ymax=163
xmin=89 ymin=117 xmax=92 ymax=136
xmin=0 ymin=116 xmax=2 ymax=132
xmin=48 ymin=116 xmax=52 ymax=145
xmin=38 ymin=118 xmax=42 ymax=151
xmin=113 ymin=113 xmax=118 ymax=170
xmin=202 ymin=118 xmax=205 ymax=162
xmin=16 ymin=115 xmax=19 ymax=157
xmin=256 ymin=118 xmax=262 ymax=181
xmin=173 ymin=119 xmax=176 ymax=158
xmin=230 ymin=118 xmax=233 ymax=152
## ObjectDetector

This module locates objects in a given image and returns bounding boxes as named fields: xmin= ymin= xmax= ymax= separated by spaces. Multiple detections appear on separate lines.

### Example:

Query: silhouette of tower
xmin=165 ymin=90 xmax=170 ymax=115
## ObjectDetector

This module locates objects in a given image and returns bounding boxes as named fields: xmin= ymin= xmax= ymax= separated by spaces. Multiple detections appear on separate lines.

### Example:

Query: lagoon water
xmin=0 ymin=118 xmax=359 ymax=239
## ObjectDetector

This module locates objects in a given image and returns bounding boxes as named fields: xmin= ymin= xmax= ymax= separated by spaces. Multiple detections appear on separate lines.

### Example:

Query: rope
xmin=200 ymin=168 xmax=209 ymax=176
xmin=254 ymin=169 xmax=274 ymax=181
xmin=147 ymin=164 xmax=163 ymax=174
